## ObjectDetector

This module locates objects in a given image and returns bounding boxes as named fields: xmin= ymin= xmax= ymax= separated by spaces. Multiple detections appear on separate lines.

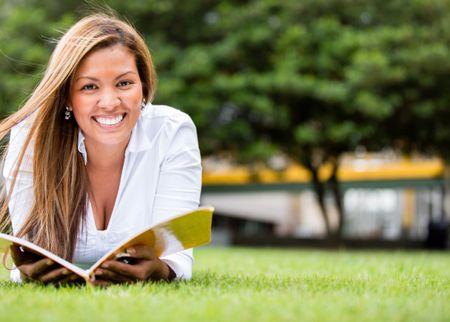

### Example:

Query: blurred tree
xmin=1 ymin=0 xmax=449 ymax=239
xmin=0 ymin=0 xmax=76 ymax=114
xmin=147 ymin=0 xmax=450 ymax=239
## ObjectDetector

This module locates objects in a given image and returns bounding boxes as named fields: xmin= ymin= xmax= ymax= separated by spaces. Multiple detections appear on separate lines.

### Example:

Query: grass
xmin=0 ymin=247 xmax=449 ymax=322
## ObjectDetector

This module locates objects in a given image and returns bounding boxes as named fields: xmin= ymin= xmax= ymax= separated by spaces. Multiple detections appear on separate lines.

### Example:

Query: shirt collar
xmin=125 ymin=116 xmax=152 ymax=153
xmin=77 ymin=130 xmax=87 ymax=164
xmin=77 ymin=115 xmax=152 ymax=163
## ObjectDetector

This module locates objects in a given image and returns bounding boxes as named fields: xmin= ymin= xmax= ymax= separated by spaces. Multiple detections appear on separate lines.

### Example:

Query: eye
xmin=81 ymin=84 xmax=98 ymax=91
xmin=117 ymin=80 xmax=133 ymax=88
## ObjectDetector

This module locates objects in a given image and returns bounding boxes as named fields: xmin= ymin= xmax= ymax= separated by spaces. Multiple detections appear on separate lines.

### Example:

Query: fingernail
xmin=126 ymin=248 xmax=135 ymax=254
xmin=96 ymin=269 xmax=103 ymax=275
xmin=102 ymin=263 xmax=109 ymax=268
xmin=46 ymin=259 xmax=53 ymax=265
xmin=62 ymin=269 xmax=69 ymax=275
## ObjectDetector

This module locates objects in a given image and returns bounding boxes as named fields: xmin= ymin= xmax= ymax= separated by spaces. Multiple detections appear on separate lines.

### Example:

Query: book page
xmin=1 ymin=207 xmax=214 ymax=282
xmin=0 ymin=234 xmax=89 ymax=279
xmin=87 ymin=207 xmax=214 ymax=273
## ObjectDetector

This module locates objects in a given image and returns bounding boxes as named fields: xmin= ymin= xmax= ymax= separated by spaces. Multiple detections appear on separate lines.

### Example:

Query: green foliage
xmin=1 ymin=0 xmax=449 ymax=160
xmin=0 ymin=2 xmax=76 ymax=115
xmin=0 ymin=248 xmax=449 ymax=322
xmin=1 ymin=0 xmax=449 ymax=237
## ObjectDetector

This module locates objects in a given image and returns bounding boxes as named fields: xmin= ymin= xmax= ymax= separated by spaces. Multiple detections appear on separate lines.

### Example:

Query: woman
xmin=0 ymin=13 xmax=201 ymax=285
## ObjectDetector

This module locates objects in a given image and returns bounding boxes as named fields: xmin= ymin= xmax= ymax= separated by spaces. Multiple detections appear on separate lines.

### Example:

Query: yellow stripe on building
xmin=202 ymin=159 xmax=445 ymax=185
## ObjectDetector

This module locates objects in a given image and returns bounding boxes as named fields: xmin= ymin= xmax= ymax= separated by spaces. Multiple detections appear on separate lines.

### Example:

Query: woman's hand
xmin=93 ymin=245 xmax=176 ymax=286
xmin=10 ymin=245 xmax=80 ymax=285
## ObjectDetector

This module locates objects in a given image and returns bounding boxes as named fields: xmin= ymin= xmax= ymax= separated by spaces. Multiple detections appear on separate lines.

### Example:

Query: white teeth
xmin=95 ymin=114 xmax=124 ymax=125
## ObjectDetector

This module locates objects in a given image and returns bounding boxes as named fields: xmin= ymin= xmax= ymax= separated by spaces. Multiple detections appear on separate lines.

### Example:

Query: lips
xmin=93 ymin=113 xmax=126 ymax=126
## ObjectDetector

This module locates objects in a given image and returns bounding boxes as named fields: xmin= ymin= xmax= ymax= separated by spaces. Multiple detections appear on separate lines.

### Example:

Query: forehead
xmin=74 ymin=44 xmax=137 ymax=77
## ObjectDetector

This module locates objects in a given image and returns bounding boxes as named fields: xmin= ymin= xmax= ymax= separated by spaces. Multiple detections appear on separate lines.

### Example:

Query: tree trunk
xmin=328 ymin=158 xmax=344 ymax=241
xmin=306 ymin=163 xmax=331 ymax=236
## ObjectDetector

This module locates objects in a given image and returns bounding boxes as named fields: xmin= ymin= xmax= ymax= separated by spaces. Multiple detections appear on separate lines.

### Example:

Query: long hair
xmin=0 ymin=13 xmax=156 ymax=261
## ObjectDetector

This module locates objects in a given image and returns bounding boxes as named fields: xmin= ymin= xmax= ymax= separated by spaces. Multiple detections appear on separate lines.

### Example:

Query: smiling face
xmin=69 ymin=44 xmax=143 ymax=152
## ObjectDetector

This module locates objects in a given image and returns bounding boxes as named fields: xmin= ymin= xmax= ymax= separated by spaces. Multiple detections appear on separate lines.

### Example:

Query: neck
xmin=85 ymin=140 xmax=127 ymax=172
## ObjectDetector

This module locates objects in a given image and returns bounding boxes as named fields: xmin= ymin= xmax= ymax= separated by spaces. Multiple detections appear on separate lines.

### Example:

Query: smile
xmin=93 ymin=114 xmax=126 ymax=126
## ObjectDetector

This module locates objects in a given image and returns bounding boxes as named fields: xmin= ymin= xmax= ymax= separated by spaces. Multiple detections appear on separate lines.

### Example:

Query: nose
xmin=98 ymin=89 xmax=121 ymax=109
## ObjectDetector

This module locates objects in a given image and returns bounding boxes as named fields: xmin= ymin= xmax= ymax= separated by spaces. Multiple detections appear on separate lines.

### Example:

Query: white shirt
xmin=3 ymin=104 xmax=202 ymax=281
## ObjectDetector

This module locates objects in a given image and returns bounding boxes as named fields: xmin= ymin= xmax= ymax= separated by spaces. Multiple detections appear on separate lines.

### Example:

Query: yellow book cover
xmin=0 ymin=206 xmax=214 ymax=284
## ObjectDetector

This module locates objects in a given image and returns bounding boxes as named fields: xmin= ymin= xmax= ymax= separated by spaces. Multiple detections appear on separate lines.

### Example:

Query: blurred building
xmin=201 ymin=153 xmax=447 ymax=246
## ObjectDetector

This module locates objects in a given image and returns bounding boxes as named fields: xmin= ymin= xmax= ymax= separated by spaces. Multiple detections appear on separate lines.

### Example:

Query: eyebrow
xmin=74 ymin=71 xmax=137 ymax=82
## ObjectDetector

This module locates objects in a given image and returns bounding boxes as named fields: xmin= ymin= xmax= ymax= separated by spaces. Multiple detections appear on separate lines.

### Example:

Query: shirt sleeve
xmin=2 ymin=123 xmax=35 ymax=283
xmin=2 ymin=123 xmax=34 ymax=235
xmin=152 ymin=114 xmax=202 ymax=280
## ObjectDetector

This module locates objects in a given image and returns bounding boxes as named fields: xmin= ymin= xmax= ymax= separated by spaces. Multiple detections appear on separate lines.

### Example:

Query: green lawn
xmin=0 ymin=247 xmax=449 ymax=322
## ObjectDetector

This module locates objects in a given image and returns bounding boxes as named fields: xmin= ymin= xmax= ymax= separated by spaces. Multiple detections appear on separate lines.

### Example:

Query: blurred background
xmin=1 ymin=0 xmax=449 ymax=249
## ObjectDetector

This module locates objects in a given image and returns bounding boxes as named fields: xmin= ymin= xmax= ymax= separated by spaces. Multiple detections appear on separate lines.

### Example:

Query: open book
xmin=0 ymin=207 xmax=214 ymax=284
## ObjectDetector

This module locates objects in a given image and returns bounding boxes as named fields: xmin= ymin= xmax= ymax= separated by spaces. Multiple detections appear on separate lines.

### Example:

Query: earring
xmin=65 ymin=106 xmax=72 ymax=120
xmin=141 ymin=99 xmax=146 ymax=111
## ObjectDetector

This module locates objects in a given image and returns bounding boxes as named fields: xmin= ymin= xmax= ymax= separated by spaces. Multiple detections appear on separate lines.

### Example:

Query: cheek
xmin=124 ymin=91 xmax=144 ymax=114
xmin=72 ymin=109 xmax=90 ymax=128
xmin=70 ymin=93 xmax=88 ymax=116
xmin=124 ymin=89 xmax=143 ymax=105
xmin=70 ymin=99 xmax=92 ymax=124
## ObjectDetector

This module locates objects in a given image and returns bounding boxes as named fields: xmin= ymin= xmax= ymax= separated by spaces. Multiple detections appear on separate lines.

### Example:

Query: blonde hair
xmin=0 ymin=13 xmax=157 ymax=261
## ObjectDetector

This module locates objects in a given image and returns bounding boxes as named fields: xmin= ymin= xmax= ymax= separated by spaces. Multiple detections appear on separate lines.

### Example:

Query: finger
xmin=100 ymin=260 xmax=146 ymax=280
xmin=39 ymin=267 xmax=72 ymax=284
xmin=56 ymin=273 xmax=83 ymax=286
xmin=10 ymin=245 xmax=42 ymax=266
xmin=20 ymin=258 xmax=54 ymax=280
xmin=105 ymin=258 xmax=164 ymax=281
xmin=95 ymin=267 xmax=134 ymax=284
xmin=124 ymin=244 xmax=156 ymax=260
xmin=20 ymin=271 xmax=31 ymax=283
